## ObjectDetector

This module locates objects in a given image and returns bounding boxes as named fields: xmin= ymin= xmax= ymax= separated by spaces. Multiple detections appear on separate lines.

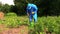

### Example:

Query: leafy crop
xmin=0 ymin=15 xmax=60 ymax=34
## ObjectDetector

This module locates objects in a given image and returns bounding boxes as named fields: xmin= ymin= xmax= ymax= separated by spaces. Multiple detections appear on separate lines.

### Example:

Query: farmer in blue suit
xmin=26 ymin=3 xmax=38 ymax=23
xmin=26 ymin=3 xmax=38 ymax=28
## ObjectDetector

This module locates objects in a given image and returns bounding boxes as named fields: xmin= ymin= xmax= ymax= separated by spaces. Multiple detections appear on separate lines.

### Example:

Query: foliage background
xmin=0 ymin=0 xmax=60 ymax=16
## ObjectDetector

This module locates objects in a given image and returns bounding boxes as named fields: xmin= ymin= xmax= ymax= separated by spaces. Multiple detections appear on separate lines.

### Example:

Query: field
xmin=0 ymin=13 xmax=60 ymax=34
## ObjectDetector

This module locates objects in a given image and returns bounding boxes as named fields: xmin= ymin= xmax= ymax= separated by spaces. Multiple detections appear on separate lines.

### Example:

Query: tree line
xmin=0 ymin=0 xmax=60 ymax=16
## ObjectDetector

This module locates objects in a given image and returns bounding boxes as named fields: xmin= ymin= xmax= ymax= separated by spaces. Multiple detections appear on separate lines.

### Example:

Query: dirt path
xmin=0 ymin=25 xmax=28 ymax=34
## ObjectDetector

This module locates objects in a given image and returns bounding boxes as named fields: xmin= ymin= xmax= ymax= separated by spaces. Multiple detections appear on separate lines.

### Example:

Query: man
xmin=26 ymin=3 xmax=38 ymax=27
xmin=26 ymin=3 xmax=38 ymax=23
xmin=26 ymin=3 xmax=38 ymax=29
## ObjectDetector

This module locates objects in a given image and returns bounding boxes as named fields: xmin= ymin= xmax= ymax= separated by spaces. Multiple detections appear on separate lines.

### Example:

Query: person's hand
xmin=27 ymin=13 xmax=29 ymax=17
xmin=32 ymin=12 xmax=35 ymax=14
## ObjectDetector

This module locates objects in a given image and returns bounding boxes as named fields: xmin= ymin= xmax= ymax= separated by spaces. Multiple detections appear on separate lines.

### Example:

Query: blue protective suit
xmin=26 ymin=3 xmax=38 ymax=23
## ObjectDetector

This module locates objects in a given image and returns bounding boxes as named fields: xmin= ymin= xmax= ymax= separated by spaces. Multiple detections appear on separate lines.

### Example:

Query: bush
xmin=4 ymin=16 xmax=21 ymax=28
xmin=6 ymin=12 xmax=17 ymax=16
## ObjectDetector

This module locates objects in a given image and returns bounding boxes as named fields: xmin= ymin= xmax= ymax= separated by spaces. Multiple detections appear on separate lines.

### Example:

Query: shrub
xmin=6 ymin=12 xmax=17 ymax=16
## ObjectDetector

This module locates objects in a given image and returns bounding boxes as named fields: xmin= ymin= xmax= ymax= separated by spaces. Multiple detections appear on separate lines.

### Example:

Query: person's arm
xmin=27 ymin=8 xmax=29 ymax=16
xmin=27 ymin=12 xmax=29 ymax=16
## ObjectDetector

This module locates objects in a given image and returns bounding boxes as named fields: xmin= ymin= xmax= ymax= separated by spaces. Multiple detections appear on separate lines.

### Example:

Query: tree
xmin=49 ymin=0 xmax=60 ymax=16
xmin=14 ymin=0 xmax=60 ymax=16
xmin=14 ymin=0 xmax=50 ymax=16
xmin=14 ymin=0 xmax=44 ymax=16
xmin=0 ymin=2 xmax=2 ymax=11
xmin=10 ymin=5 xmax=18 ymax=15
xmin=1 ymin=4 xmax=11 ymax=13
